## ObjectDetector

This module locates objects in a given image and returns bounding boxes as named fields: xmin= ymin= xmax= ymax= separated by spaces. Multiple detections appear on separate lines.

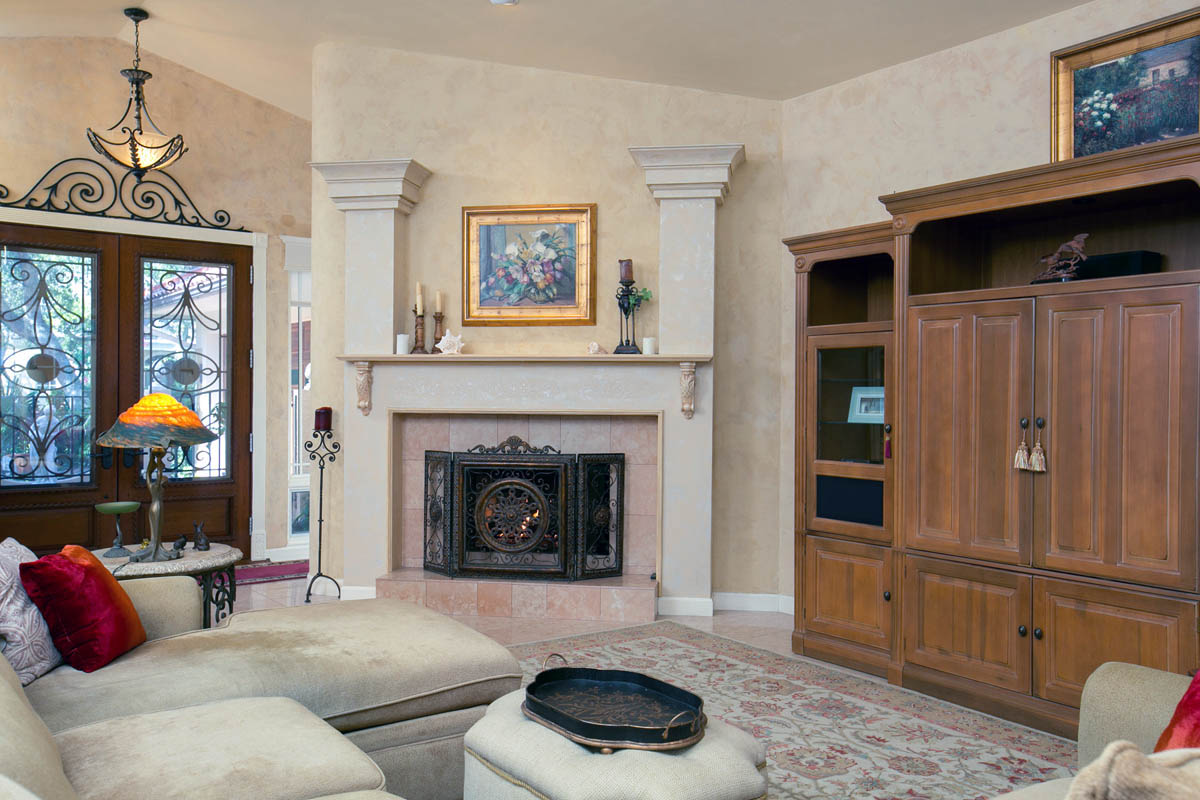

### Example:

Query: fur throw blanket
xmin=1067 ymin=741 xmax=1200 ymax=799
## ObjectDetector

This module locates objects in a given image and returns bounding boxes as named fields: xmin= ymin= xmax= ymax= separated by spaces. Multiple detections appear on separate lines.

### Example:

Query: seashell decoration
xmin=436 ymin=330 xmax=465 ymax=355
xmin=587 ymin=341 xmax=609 ymax=355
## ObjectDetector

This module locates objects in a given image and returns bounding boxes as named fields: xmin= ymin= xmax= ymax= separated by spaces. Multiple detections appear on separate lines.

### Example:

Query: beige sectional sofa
xmin=2 ymin=576 xmax=522 ymax=800
xmin=994 ymin=662 xmax=1191 ymax=799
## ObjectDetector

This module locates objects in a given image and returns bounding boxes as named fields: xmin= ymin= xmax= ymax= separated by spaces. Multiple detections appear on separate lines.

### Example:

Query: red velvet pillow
xmin=1155 ymin=671 xmax=1200 ymax=751
xmin=19 ymin=545 xmax=146 ymax=672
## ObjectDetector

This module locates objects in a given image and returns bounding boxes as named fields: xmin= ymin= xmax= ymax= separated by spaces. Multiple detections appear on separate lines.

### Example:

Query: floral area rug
xmin=510 ymin=621 xmax=1075 ymax=799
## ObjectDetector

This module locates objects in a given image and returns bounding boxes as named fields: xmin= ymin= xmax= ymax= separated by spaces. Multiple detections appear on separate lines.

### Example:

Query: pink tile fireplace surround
xmin=379 ymin=413 xmax=660 ymax=621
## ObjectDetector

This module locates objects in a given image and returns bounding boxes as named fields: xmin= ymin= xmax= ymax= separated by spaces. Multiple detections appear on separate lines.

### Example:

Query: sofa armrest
xmin=1078 ymin=662 xmax=1191 ymax=767
xmin=121 ymin=576 xmax=203 ymax=640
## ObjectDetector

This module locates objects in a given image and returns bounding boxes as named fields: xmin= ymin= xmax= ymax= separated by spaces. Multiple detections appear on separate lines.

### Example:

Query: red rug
xmin=235 ymin=560 xmax=308 ymax=585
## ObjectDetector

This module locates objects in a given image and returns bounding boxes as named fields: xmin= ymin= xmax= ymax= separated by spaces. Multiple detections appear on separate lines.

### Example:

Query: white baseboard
xmin=250 ymin=529 xmax=267 ymax=561
xmin=265 ymin=544 xmax=310 ymax=562
xmin=713 ymin=592 xmax=796 ymax=615
xmin=656 ymin=596 xmax=714 ymax=617
xmin=341 ymin=584 xmax=377 ymax=601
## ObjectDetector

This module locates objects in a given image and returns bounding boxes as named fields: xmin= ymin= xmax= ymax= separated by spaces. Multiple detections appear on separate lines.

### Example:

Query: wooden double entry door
xmin=0 ymin=222 xmax=252 ymax=556
xmin=903 ymin=284 xmax=1200 ymax=710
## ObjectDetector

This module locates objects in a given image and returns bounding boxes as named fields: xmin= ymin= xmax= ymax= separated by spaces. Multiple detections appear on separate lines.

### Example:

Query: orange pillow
xmin=1155 ymin=671 xmax=1200 ymax=752
xmin=19 ymin=545 xmax=146 ymax=672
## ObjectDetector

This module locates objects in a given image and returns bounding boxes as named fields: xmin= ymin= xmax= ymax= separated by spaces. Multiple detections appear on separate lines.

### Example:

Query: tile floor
xmin=232 ymin=578 xmax=797 ymax=655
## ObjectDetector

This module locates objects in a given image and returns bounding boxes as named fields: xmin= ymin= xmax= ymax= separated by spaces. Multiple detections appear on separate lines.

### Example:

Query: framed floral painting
xmin=462 ymin=204 xmax=596 ymax=325
xmin=1052 ymin=9 xmax=1200 ymax=161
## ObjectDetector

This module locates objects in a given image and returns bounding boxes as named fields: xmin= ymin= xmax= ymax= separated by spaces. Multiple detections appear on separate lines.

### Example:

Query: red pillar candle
xmin=314 ymin=406 xmax=332 ymax=432
xmin=619 ymin=259 xmax=634 ymax=283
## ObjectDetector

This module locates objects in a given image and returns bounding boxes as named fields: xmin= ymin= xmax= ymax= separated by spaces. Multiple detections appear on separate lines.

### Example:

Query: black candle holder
xmin=614 ymin=279 xmax=641 ymax=354
xmin=304 ymin=429 xmax=342 ymax=603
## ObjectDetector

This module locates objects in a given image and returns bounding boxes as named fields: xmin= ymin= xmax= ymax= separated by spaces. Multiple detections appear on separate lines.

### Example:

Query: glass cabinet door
xmin=806 ymin=332 xmax=893 ymax=543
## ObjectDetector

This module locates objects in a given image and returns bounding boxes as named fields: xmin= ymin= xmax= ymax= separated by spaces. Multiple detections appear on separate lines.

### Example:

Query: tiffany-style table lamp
xmin=96 ymin=393 xmax=217 ymax=562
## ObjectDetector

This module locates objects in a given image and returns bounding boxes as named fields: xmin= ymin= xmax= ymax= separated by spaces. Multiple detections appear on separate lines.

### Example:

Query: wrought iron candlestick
xmin=432 ymin=312 xmax=446 ymax=353
xmin=411 ymin=306 xmax=428 ymax=354
xmin=614 ymin=279 xmax=641 ymax=354
xmin=304 ymin=429 xmax=342 ymax=603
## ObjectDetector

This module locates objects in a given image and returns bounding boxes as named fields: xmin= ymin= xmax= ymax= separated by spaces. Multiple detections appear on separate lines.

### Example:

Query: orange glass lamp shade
xmin=96 ymin=393 xmax=216 ymax=450
xmin=95 ymin=394 xmax=216 ymax=562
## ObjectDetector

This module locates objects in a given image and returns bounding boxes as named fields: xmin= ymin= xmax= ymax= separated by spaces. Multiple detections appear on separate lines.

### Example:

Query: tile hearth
xmin=376 ymin=568 xmax=657 ymax=623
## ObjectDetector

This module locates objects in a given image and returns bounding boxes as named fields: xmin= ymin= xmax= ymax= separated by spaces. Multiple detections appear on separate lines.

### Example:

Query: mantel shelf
xmin=338 ymin=353 xmax=710 ymax=419
xmin=337 ymin=353 xmax=712 ymax=364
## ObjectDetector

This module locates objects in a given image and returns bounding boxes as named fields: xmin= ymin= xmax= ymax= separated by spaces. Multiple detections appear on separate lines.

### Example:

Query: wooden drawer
xmin=1033 ymin=576 xmax=1198 ymax=707
xmin=904 ymin=555 xmax=1031 ymax=693
xmin=804 ymin=536 xmax=893 ymax=651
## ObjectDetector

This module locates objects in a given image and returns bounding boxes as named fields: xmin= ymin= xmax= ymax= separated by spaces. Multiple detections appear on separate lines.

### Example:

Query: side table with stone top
xmin=93 ymin=543 xmax=241 ymax=628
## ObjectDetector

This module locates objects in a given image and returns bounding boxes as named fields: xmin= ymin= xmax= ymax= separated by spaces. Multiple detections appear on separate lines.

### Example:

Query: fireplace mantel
xmin=338 ymin=354 xmax=710 ymax=420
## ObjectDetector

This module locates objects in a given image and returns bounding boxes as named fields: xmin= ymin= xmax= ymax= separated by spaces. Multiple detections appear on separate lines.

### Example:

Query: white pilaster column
xmin=628 ymin=144 xmax=744 ymax=355
xmin=629 ymin=144 xmax=743 ymax=616
xmin=311 ymin=159 xmax=432 ymax=354
xmin=312 ymin=159 xmax=430 ymax=594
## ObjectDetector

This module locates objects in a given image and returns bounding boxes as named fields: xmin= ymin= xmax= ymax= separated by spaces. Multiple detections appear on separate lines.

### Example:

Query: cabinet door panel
xmin=1035 ymin=287 xmax=1199 ymax=590
xmin=1034 ymin=577 xmax=1198 ymax=707
xmin=804 ymin=536 xmax=893 ymax=651
xmin=905 ymin=301 xmax=1033 ymax=563
xmin=903 ymin=555 xmax=1031 ymax=692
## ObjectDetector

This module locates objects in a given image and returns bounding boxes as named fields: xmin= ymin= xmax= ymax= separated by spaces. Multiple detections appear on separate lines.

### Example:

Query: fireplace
xmin=423 ymin=437 xmax=624 ymax=580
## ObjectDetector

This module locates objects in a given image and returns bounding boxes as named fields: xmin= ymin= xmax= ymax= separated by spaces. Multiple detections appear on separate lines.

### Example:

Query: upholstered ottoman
xmin=463 ymin=690 xmax=768 ymax=799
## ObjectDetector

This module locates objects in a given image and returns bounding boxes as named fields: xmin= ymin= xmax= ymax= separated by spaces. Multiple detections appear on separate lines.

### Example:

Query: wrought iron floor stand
xmin=305 ymin=429 xmax=342 ymax=603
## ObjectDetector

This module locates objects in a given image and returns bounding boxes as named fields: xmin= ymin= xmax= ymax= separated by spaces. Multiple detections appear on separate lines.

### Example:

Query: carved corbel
xmin=680 ymin=361 xmax=696 ymax=419
xmin=354 ymin=361 xmax=374 ymax=416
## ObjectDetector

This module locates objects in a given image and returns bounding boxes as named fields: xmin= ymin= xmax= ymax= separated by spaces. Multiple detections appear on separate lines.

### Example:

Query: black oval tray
xmin=523 ymin=663 xmax=706 ymax=751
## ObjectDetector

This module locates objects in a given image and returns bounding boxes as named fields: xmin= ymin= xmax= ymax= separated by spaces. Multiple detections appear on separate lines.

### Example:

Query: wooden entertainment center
xmin=786 ymin=137 xmax=1200 ymax=737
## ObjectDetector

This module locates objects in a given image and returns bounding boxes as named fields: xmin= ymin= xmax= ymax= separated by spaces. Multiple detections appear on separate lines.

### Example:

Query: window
xmin=287 ymin=266 xmax=311 ymax=541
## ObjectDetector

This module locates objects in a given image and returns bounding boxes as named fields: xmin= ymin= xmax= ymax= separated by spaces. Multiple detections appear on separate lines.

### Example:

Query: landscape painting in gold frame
xmin=1052 ymin=8 xmax=1200 ymax=162
xmin=463 ymin=204 xmax=596 ymax=326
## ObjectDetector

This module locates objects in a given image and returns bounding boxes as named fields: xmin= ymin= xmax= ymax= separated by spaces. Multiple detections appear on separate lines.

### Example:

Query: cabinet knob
xmin=883 ymin=591 xmax=891 ymax=602
xmin=1033 ymin=627 xmax=1044 ymax=640
xmin=1020 ymin=417 xmax=1029 ymax=429
xmin=883 ymin=424 xmax=892 ymax=434
xmin=1018 ymin=625 xmax=1027 ymax=637
xmin=1035 ymin=417 xmax=1045 ymax=429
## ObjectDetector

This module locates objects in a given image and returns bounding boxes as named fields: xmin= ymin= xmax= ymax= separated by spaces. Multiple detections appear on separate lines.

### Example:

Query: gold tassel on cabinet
xmin=1029 ymin=419 xmax=1047 ymax=473
xmin=1014 ymin=419 xmax=1031 ymax=471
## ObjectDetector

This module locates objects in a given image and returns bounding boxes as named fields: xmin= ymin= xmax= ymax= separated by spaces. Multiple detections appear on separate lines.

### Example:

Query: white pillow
xmin=0 ymin=538 xmax=61 ymax=684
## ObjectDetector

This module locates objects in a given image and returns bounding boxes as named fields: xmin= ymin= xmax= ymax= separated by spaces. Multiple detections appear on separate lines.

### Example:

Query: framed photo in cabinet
xmin=847 ymin=386 xmax=885 ymax=424
xmin=1052 ymin=8 xmax=1200 ymax=161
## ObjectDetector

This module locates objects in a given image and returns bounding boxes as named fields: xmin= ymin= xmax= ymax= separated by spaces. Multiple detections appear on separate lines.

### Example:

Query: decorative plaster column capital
xmin=628 ymin=144 xmax=745 ymax=204
xmin=311 ymin=158 xmax=433 ymax=214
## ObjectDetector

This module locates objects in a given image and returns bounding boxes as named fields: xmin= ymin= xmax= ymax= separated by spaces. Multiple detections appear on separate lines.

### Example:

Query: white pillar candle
xmin=435 ymin=290 xmax=444 ymax=313
xmin=395 ymin=334 xmax=411 ymax=354
xmin=415 ymin=282 xmax=424 ymax=315
xmin=642 ymin=337 xmax=658 ymax=355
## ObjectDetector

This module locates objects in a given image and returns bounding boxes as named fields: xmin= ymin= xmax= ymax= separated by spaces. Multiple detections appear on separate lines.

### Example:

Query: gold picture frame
xmin=1052 ymin=8 xmax=1200 ymax=162
xmin=462 ymin=204 xmax=596 ymax=326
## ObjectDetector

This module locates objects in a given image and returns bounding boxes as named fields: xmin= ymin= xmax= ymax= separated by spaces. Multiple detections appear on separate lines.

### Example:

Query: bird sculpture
xmin=1032 ymin=233 xmax=1089 ymax=283
xmin=172 ymin=535 xmax=187 ymax=553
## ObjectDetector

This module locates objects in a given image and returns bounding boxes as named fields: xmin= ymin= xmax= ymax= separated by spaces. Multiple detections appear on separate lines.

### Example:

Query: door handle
xmin=92 ymin=446 xmax=114 ymax=470
xmin=883 ymin=591 xmax=891 ymax=602
xmin=122 ymin=448 xmax=143 ymax=469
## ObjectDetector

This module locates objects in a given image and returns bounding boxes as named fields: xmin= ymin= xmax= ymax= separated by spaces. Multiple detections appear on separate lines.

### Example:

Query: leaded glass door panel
xmin=0 ymin=224 xmax=119 ymax=551
xmin=119 ymin=235 xmax=251 ymax=557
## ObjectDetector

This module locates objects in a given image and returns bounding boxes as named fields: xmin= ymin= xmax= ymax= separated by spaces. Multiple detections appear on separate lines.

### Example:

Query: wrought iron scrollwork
xmin=466 ymin=436 xmax=561 ymax=455
xmin=200 ymin=565 xmax=236 ymax=628
xmin=0 ymin=158 xmax=244 ymax=231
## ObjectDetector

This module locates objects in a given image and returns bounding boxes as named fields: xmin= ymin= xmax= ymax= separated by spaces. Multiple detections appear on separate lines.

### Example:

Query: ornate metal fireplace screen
xmin=424 ymin=436 xmax=623 ymax=581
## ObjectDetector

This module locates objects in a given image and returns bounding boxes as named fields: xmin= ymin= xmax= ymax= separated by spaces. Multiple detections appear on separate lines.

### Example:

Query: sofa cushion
xmin=0 ymin=537 xmax=61 ymax=684
xmin=20 ymin=546 xmax=146 ymax=672
xmin=57 ymin=696 xmax=386 ymax=800
xmin=0 ymin=656 xmax=77 ymax=800
xmin=27 ymin=599 xmax=522 ymax=734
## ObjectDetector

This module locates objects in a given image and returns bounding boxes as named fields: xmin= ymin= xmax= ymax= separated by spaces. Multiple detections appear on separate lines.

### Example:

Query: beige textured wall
xmin=775 ymin=0 xmax=1199 ymax=597
xmin=0 ymin=37 xmax=311 ymax=551
xmin=311 ymin=43 xmax=783 ymax=593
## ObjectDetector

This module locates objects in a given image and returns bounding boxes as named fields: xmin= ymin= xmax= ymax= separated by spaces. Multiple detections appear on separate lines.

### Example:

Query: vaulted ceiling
xmin=4 ymin=0 xmax=1093 ymax=119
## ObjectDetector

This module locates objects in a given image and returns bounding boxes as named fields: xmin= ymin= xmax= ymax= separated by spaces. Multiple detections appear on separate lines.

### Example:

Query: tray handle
xmin=663 ymin=710 xmax=700 ymax=740
xmin=541 ymin=653 xmax=568 ymax=670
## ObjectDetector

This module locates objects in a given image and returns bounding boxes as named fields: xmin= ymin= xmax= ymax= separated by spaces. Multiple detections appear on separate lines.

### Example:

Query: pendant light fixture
xmin=87 ymin=7 xmax=186 ymax=179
